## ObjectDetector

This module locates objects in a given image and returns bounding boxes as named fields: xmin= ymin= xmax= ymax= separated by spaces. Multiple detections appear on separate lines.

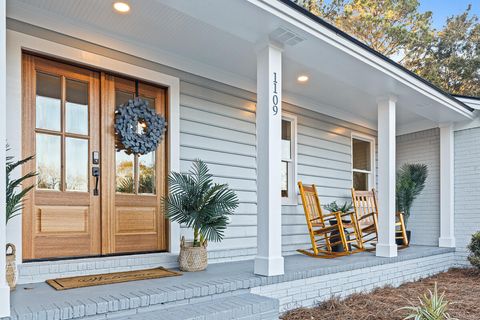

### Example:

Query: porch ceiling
xmin=7 ymin=0 xmax=474 ymax=132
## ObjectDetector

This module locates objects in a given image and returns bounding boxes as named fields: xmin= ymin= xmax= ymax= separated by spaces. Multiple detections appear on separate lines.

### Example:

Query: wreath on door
xmin=114 ymin=97 xmax=167 ymax=155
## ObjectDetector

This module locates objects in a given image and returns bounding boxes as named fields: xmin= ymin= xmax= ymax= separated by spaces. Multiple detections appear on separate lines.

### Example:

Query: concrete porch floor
xmin=5 ymin=246 xmax=454 ymax=320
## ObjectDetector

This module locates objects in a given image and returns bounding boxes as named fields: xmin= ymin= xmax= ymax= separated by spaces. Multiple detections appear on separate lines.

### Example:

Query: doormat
xmin=46 ymin=267 xmax=182 ymax=290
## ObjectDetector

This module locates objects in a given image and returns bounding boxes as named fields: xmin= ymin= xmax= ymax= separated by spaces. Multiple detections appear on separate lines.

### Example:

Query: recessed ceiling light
xmin=113 ymin=2 xmax=130 ymax=13
xmin=297 ymin=75 xmax=309 ymax=82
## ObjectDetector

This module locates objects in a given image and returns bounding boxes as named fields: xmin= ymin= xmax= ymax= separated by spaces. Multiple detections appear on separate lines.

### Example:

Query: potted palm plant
xmin=5 ymin=145 xmax=36 ymax=290
xmin=163 ymin=159 xmax=239 ymax=272
xmin=395 ymin=163 xmax=428 ymax=245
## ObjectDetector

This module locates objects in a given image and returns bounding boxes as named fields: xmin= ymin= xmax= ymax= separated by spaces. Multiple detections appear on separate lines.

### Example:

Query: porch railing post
xmin=254 ymin=42 xmax=284 ymax=276
xmin=376 ymin=97 xmax=398 ymax=258
xmin=0 ymin=0 xmax=11 ymax=316
xmin=439 ymin=123 xmax=455 ymax=248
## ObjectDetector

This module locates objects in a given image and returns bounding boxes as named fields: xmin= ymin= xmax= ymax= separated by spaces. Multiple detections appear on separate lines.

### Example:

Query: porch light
xmin=113 ymin=2 xmax=130 ymax=13
xmin=297 ymin=75 xmax=309 ymax=82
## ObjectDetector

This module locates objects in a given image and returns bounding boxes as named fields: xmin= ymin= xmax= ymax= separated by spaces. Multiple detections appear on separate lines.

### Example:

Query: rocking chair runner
xmin=351 ymin=188 xmax=409 ymax=249
xmin=297 ymin=182 xmax=363 ymax=258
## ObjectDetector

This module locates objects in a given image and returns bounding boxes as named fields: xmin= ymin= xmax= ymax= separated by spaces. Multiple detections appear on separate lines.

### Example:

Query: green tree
xmin=405 ymin=6 xmax=480 ymax=97
xmin=295 ymin=0 xmax=433 ymax=58
xmin=294 ymin=0 xmax=480 ymax=97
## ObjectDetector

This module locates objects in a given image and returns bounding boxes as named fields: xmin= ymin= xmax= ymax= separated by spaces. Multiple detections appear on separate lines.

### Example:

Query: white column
xmin=439 ymin=124 xmax=455 ymax=247
xmin=254 ymin=43 xmax=284 ymax=276
xmin=376 ymin=97 xmax=398 ymax=258
xmin=0 ymin=0 xmax=11 ymax=316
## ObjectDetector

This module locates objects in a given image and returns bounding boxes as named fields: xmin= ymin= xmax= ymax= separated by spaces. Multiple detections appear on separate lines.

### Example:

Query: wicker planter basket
xmin=6 ymin=243 xmax=16 ymax=291
xmin=178 ymin=237 xmax=208 ymax=272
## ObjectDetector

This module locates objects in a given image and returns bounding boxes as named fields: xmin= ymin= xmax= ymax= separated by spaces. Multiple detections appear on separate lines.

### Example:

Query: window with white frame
xmin=352 ymin=135 xmax=374 ymax=191
xmin=281 ymin=114 xmax=297 ymax=204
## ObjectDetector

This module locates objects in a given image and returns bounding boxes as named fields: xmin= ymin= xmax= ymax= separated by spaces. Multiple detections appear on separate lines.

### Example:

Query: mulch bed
xmin=281 ymin=268 xmax=480 ymax=320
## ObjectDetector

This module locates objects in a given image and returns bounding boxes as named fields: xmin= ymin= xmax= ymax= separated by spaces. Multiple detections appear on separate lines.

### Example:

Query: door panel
xmin=22 ymin=54 xmax=101 ymax=260
xmin=101 ymin=75 xmax=168 ymax=254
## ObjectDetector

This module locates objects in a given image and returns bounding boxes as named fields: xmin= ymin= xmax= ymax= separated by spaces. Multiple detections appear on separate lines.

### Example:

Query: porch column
xmin=0 ymin=0 xmax=11 ymax=316
xmin=376 ymin=97 xmax=398 ymax=258
xmin=254 ymin=42 xmax=284 ymax=276
xmin=439 ymin=124 xmax=455 ymax=247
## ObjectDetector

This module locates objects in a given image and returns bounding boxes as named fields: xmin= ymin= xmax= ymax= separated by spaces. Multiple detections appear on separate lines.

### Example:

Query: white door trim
xmin=6 ymin=30 xmax=181 ymax=267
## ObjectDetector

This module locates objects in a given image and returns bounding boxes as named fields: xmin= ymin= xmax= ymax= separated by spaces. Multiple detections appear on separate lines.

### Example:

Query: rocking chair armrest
xmin=329 ymin=211 xmax=353 ymax=218
xmin=357 ymin=211 xmax=376 ymax=221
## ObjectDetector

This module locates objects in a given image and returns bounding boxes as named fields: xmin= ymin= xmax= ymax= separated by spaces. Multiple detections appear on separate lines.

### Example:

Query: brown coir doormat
xmin=46 ymin=267 xmax=182 ymax=290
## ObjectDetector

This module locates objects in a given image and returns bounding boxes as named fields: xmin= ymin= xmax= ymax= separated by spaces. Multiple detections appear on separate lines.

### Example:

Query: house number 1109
xmin=272 ymin=72 xmax=279 ymax=115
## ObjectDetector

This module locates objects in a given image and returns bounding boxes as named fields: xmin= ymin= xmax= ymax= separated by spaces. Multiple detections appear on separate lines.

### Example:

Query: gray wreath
xmin=114 ymin=97 xmax=167 ymax=155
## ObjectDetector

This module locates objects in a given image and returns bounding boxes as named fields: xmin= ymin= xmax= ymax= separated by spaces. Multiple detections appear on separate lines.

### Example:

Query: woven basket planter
xmin=6 ymin=243 xmax=16 ymax=291
xmin=178 ymin=237 xmax=208 ymax=272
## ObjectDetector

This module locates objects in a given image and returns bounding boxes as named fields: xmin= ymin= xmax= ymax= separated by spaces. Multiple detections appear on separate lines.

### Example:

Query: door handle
xmin=92 ymin=167 xmax=100 ymax=196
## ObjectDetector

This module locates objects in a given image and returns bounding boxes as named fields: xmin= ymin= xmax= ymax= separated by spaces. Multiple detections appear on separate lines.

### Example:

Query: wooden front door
xmin=22 ymin=55 xmax=101 ymax=260
xmin=22 ymin=54 xmax=168 ymax=260
xmin=101 ymin=75 xmax=168 ymax=254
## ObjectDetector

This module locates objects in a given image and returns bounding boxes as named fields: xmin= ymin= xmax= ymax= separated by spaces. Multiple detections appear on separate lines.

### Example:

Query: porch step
xmin=118 ymin=293 xmax=279 ymax=320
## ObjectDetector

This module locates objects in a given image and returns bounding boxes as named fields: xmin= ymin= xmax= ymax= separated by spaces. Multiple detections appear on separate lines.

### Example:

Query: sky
xmin=418 ymin=0 xmax=480 ymax=29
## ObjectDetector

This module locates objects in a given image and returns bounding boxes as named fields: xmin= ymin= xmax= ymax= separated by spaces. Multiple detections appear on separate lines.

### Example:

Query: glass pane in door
xmin=115 ymin=90 xmax=133 ymax=106
xmin=116 ymin=151 xmax=134 ymax=193
xmin=138 ymin=152 xmax=155 ymax=194
xmin=36 ymin=73 xmax=61 ymax=131
xmin=65 ymin=138 xmax=89 ymax=191
xmin=66 ymin=79 xmax=89 ymax=135
xmin=36 ymin=133 xmax=61 ymax=190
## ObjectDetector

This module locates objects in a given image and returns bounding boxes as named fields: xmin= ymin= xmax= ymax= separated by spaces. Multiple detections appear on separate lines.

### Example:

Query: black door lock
xmin=92 ymin=167 xmax=100 ymax=196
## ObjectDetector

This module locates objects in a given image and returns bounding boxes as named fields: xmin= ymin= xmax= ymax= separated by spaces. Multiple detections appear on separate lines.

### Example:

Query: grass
xmin=281 ymin=268 xmax=480 ymax=320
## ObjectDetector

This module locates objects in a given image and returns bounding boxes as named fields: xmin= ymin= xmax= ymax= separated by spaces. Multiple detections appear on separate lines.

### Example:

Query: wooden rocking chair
xmin=297 ymin=181 xmax=363 ymax=258
xmin=351 ymin=188 xmax=409 ymax=250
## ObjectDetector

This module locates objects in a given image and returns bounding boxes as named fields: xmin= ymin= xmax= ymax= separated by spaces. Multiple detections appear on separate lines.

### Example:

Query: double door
xmin=22 ymin=54 xmax=168 ymax=260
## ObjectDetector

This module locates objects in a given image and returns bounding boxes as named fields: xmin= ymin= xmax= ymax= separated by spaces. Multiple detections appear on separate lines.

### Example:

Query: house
xmin=0 ymin=0 xmax=479 ymax=318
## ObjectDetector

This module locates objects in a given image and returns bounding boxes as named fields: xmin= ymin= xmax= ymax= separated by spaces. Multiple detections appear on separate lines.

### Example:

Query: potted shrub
xmin=5 ymin=145 xmax=36 ymax=290
xmin=163 ymin=159 xmax=238 ymax=272
xmin=323 ymin=201 xmax=353 ymax=252
xmin=395 ymin=163 xmax=428 ymax=245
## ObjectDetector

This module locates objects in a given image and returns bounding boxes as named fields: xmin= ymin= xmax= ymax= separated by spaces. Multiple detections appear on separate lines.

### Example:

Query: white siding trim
xmin=281 ymin=112 xmax=298 ymax=206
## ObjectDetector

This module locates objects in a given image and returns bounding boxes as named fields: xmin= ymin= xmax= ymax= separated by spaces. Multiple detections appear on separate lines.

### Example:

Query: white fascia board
xmin=456 ymin=97 xmax=480 ymax=110
xmin=248 ymin=0 xmax=474 ymax=120
xmin=6 ymin=0 xmax=256 ymax=92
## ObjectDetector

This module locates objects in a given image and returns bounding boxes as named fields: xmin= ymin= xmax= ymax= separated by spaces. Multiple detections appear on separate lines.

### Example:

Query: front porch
xmin=6 ymin=246 xmax=455 ymax=320
xmin=0 ymin=0 xmax=477 ymax=318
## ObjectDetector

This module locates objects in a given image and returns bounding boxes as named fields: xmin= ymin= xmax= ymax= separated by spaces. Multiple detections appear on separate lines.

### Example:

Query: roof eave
xmin=264 ymin=0 xmax=474 ymax=116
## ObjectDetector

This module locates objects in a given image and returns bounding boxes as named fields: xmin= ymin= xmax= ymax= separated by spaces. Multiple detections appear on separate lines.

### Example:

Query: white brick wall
xmin=454 ymin=127 xmax=480 ymax=265
xmin=251 ymin=252 xmax=455 ymax=312
xmin=396 ymin=128 xmax=440 ymax=246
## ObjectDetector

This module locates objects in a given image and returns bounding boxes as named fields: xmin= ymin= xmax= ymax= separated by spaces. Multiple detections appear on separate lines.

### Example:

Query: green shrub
xmin=467 ymin=231 xmax=480 ymax=269
xmin=399 ymin=283 xmax=454 ymax=320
